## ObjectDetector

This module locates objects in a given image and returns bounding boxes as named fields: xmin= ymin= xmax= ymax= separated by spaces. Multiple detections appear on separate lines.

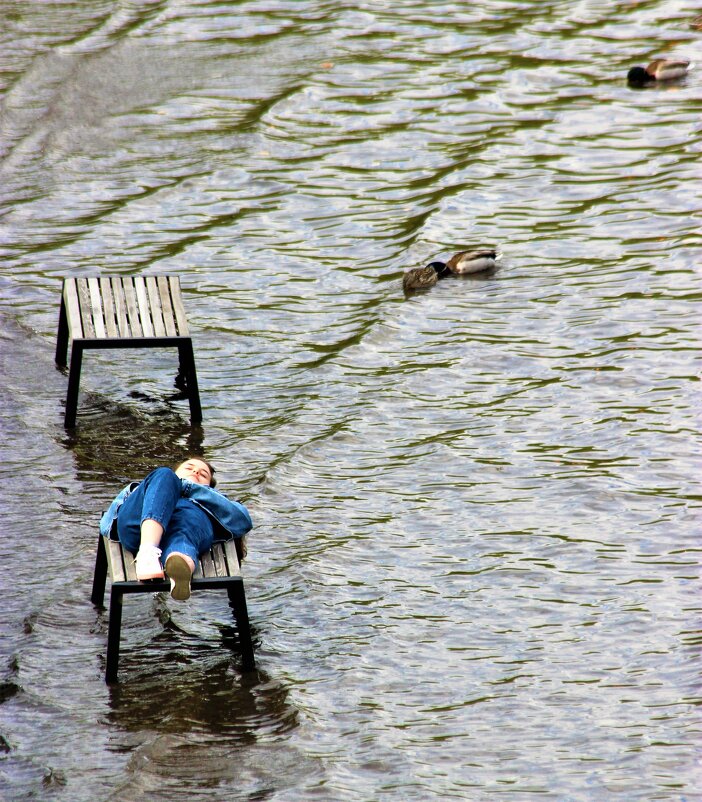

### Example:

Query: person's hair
xmin=175 ymin=457 xmax=217 ymax=488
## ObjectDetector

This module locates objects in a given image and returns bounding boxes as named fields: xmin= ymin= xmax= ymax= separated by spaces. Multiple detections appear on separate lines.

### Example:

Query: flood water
xmin=1 ymin=1 xmax=701 ymax=800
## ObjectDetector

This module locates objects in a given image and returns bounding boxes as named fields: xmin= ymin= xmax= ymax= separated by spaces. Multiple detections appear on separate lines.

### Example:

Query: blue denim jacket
xmin=99 ymin=478 xmax=252 ymax=541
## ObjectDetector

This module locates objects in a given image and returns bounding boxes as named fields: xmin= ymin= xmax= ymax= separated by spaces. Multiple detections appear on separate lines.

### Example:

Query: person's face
xmin=176 ymin=459 xmax=213 ymax=486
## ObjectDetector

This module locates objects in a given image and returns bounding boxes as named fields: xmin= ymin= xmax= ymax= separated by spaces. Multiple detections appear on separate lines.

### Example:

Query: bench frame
xmin=55 ymin=276 xmax=202 ymax=428
xmin=91 ymin=535 xmax=255 ymax=682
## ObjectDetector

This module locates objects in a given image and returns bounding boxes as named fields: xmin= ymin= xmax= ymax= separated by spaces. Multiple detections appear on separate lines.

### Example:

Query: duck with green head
xmin=627 ymin=59 xmax=691 ymax=86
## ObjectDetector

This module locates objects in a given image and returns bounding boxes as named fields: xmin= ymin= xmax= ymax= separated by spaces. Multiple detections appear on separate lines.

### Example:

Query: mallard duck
xmin=445 ymin=249 xmax=497 ymax=275
xmin=627 ymin=59 xmax=691 ymax=86
xmin=402 ymin=261 xmax=450 ymax=292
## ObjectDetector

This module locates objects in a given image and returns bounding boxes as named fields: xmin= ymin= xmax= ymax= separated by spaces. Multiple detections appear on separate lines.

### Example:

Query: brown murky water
xmin=1 ymin=2 xmax=701 ymax=799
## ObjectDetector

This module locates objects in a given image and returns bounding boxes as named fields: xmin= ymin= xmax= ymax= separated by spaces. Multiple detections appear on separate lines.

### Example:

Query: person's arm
xmin=99 ymin=481 xmax=139 ymax=537
xmin=181 ymin=480 xmax=252 ymax=538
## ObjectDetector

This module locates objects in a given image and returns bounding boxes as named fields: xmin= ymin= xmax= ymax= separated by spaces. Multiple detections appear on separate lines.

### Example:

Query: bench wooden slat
xmin=212 ymin=543 xmax=228 ymax=577
xmin=200 ymin=551 xmax=216 ymax=578
xmin=105 ymin=538 xmax=127 ymax=582
xmin=157 ymin=276 xmax=178 ymax=337
xmin=111 ymin=277 xmax=131 ymax=337
xmin=169 ymin=276 xmax=190 ymax=336
xmin=77 ymin=279 xmax=96 ymax=338
xmin=100 ymin=277 xmax=118 ymax=337
xmin=123 ymin=548 xmax=137 ymax=581
xmin=146 ymin=276 xmax=166 ymax=337
xmin=87 ymin=278 xmax=107 ymax=339
xmin=133 ymin=277 xmax=154 ymax=337
xmin=122 ymin=278 xmax=142 ymax=337
xmin=63 ymin=279 xmax=84 ymax=339
xmin=223 ymin=539 xmax=242 ymax=576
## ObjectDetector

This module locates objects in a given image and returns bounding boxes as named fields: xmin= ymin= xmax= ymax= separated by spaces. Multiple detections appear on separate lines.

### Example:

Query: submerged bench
xmin=55 ymin=275 xmax=202 ymax=428
xmin=91 ymin=535 xmax=254 ymax=683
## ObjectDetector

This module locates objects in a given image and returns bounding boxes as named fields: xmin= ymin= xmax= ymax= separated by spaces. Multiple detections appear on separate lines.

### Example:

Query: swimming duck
xmin=444 ymin=249 xmax=498 ymax=275
xmin=402 ymin=261 xmax=450 ymax=292
xmin=627 ymin=59 xmax=691 ymax=86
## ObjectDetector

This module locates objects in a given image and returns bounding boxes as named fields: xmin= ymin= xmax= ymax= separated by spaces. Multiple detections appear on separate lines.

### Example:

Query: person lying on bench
xmin=99 ymin=458 xmax=252 ymax=600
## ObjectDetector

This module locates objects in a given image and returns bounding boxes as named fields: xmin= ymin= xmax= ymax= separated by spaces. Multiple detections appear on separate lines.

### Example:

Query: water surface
xmin=1 ymin=1 xmax=701 ymax=800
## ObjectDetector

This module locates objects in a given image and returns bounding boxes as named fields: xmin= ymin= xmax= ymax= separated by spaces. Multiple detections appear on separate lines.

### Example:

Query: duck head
xmin=427 ymin=261 xmax=451 ymax=277
xmin=627 ymin=66 xmax=652 ymax=86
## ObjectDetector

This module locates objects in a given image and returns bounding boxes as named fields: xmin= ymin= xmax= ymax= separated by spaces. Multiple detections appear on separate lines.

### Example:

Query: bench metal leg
xmin=228 ymin=583 xmax=255 ymax=671
xmin=91 ymin=535 xmax=108 ymax=607
xmin=55 ymin=296 xmax=69 ymax=366
xmin=105 ymin=588 xmax=124 ymax=683
xmin=64 ymin=342 xmax=83 ymax=428
xmin=177 ymin=340 xmax=202 ymax=425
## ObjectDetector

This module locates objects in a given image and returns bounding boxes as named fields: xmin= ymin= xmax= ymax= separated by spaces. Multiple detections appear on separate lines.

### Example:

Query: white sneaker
xmin=165 ymin=553 xmax=193 ymax=601
xmin=135 ymin=545 xmax=164 ymax=580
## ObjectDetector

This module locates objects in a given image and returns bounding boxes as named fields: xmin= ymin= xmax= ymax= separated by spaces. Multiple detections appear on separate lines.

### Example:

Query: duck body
xmin=627 ymin=59 xmax=691 ymax=85
xmin=445 ymin=249 xmax=497 ymax=275
xmin=402 ymin=261 xmax=450 ymax=292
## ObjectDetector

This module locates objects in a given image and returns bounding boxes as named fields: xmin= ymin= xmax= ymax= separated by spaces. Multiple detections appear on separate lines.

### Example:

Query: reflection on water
xmin=63 ymin=399 xmax=206 ymax=485
xmin=104 ymin=739 xmax=324 ymax=802
xmin=108 ymin=648 xmax=295 ymax=740
xmin=1 ymin=0 xmax=701 ymax=800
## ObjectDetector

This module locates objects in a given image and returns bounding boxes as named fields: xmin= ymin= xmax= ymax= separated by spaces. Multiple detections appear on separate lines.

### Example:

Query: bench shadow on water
xmin=60 ymin=382 xmax=206 ymax=484
xmin=103 ymin=641 xmax=307 ymax=799
xmin=106 ymin=636 xmax=294 ymax=740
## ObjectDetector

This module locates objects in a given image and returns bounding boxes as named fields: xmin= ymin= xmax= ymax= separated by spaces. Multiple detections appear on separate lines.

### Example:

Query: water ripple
xmin=1 ymin=1 xmax=701 ymax=800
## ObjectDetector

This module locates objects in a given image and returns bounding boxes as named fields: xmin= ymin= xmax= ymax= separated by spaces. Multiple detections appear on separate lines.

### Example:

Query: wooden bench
xmin=55 ymin=276 xmax=202 ymax=428
xmin=91 ymin=536 xmax=255 ymax=683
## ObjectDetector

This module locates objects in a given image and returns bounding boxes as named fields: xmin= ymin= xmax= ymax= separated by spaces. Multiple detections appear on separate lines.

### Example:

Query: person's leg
xmin=116 ymin=467 xmax=182 ymax=579
xmin=161 ymin=500 xmax=214 ymax=600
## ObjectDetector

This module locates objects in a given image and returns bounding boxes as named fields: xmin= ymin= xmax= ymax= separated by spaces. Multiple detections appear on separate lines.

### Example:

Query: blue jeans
xmin=116 ymin=467 xmax=214 ymax=565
